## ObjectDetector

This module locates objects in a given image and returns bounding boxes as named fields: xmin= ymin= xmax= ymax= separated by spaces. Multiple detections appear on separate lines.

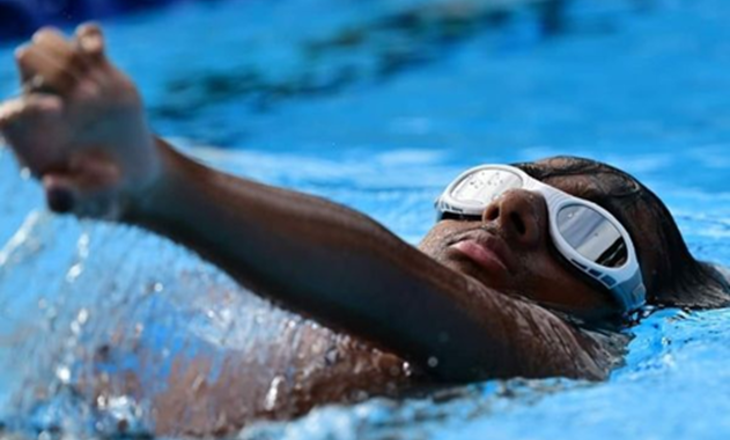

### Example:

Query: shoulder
xmin=461 ymin=277 xmax=626 ymax=381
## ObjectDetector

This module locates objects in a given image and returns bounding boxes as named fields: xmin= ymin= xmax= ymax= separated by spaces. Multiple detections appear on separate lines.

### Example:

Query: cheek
xmin=418 ymin=222 xmax=457 ymax=253
xmin=519 ymin=254 xmax=610 ymax=309
xmin=522 ymin=247 xmax=592 ymax=291
xmin=418 ymin=231 xmax=442 ymax=257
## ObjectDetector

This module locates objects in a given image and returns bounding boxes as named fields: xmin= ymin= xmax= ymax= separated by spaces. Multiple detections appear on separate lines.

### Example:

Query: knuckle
xmin=14 ymin=45 xmax=29 ymax=62
xmin=79 ymin=22 xmax=102 ymax=35
xmin=32 ymin=27 xmax=57 ymax=43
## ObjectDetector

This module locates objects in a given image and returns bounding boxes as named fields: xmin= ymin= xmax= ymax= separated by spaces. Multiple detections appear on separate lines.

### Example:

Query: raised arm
xmin=0 ymin=25 xmax=606 ymax=382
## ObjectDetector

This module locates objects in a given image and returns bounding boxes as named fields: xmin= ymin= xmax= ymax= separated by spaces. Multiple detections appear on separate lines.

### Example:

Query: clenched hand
xmin=0 ymin=24 xmax=161 ymax=219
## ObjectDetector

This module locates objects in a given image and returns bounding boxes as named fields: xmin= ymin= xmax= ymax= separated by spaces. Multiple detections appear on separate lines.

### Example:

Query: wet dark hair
xmin=514 ymin=156 xmax=730 ymax=310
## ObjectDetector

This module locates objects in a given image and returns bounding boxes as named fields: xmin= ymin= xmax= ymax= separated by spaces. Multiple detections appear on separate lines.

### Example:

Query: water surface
xmin=0 ymin=0 xmax=728 ymax=438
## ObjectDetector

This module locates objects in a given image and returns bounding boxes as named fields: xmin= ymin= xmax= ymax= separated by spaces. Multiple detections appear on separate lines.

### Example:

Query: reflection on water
xmin=0 ymin=0 xmax=729 ymax=439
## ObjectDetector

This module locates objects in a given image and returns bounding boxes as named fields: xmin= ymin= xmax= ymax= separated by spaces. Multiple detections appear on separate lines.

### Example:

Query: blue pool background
xmin=0 ymin=0 xmax=729 ymax=438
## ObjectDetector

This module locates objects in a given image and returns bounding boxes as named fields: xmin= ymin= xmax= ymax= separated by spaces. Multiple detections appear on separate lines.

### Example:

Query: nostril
xmin=485 ymin=206 xmax=500 ymax=221
xmin=510 ymin=212 xmax=526 ymax=235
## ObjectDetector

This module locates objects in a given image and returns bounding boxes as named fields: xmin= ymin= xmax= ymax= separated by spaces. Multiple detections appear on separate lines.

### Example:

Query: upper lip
xmin=449 ymin=229 xmax=516 ymax=274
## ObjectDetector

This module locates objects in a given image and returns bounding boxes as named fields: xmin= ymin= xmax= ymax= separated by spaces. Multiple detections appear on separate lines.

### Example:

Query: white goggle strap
xmin=436 ymin=166 xmax=647 ymax=313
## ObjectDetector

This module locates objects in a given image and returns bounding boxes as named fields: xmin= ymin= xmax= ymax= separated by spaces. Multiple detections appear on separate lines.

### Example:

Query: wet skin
xmin=420 ymin=165 xmax=663 ymax=322
xmin=0 ymin=25 xmax=670 ymax=436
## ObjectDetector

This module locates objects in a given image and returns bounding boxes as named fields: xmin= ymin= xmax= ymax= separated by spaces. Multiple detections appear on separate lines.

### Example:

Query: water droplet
xmin=55 ymin=366 xmax=71 ymax=383
xmin=77 ymin=233 xmax=90 ymax=258
xmin=77 ymin=308 xmax=89 ymax=325
xmin=191 ymin=374 xmax=205 ymax=392
xmin=264 ymin=375 xmax=285 ymax=411
xmin=403 ymin=361 xmax=413 ymax=376
xmin=427 ymin=356 xmax=439 ymax=368
xmin=97 ymin=395 xmax=109 ymax=409
xmin=65 ymin=263 xmax=83 ymax=282
xmin=325 ymin=348 xmax=339 ymax=365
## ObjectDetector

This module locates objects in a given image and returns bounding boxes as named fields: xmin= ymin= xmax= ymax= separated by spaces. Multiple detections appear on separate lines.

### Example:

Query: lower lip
xmin=451 ymin=240 xmax=508 ymax=273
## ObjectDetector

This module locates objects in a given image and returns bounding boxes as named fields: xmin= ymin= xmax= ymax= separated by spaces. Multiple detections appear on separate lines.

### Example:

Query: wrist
xmin=123 ymin=137 xmax=212 ymax=229
xmin=123 ymin=137 xmax=183 ymax=225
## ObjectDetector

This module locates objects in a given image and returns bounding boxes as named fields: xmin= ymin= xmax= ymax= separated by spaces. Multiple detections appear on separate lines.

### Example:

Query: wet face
xmin=419 ymin=157 xmax=665 ymax=321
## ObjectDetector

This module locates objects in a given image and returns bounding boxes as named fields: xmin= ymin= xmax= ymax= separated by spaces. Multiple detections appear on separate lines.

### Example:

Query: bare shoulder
xmin=461 ymin=277 xmax=627 ymax=381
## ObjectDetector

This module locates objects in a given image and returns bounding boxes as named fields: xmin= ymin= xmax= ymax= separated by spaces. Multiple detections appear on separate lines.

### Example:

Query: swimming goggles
xmin=434 ymin=164 xmax=646 ymax=313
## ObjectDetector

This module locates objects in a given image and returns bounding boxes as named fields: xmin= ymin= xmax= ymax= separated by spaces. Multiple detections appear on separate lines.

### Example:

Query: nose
xmin=482 ymin=189 xmax=547 ymax=246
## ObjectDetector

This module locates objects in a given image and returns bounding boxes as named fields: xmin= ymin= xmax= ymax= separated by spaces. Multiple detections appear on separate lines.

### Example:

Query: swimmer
xmin=1 ymin=25 xmax=729 ymax=436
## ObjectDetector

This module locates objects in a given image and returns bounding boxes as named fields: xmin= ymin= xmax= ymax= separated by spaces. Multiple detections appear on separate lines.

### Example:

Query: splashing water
xmin=0 ymin=0 xmax=729 ymax=439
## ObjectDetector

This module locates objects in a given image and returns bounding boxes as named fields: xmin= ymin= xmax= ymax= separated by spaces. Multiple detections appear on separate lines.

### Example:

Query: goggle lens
xmin=445 ymin=168 xmax=630 ymax=270
xmin=450 ymin=169 xmax=523 ymax=206
xmin=556 ymin=205 xmax=628 ymax=268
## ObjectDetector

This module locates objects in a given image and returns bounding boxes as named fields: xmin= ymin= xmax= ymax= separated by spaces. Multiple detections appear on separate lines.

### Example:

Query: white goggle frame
xmin=435 ymin=164 xmax=646 ymax=313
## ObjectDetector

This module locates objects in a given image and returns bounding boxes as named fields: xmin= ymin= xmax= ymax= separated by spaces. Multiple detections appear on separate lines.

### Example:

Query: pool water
xmin=0 ymin=0 xmax=729 ymax=438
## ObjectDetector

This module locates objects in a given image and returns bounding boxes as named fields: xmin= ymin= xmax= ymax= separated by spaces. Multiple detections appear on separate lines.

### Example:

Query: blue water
xmin=0 ymin=0 xmax=729 ymax=438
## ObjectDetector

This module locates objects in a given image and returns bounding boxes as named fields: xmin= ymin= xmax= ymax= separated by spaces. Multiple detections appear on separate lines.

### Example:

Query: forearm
xmin=3 ymin=25 xmax=607 ymax=383
xmin=124 ymin=138 xmax=507 ymax=380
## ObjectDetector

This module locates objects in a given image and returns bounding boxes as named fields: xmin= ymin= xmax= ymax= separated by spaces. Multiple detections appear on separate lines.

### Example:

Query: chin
xmin=441 ymin=253 xmax=507 ymax=289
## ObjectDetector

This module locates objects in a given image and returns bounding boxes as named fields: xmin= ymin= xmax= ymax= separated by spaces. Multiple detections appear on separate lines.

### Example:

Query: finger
xmin=14 ymin=45 xmax=34 ymax=84
xmin=0 ymin=99 xmax=25 ymax=131
xmin=16 ymin=45 xmax=77 ymax=95
xmin=75 ymin=23 xmax=106 ymax=59
xmin=0 ymin=94 xmax=63 ymax=134
xmin=0 ymin=95 xmax=65 ymax=176
xmin=33 ymin=28 xmax=73 ymax=60
xmin=33 ymin=27 xmax=89 ymax=75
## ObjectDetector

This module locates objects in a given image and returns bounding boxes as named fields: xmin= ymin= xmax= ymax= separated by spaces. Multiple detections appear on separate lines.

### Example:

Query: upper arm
xmin=275 ymin=232 xmax=609 ymax=383
xmin=417 ymin=276 xmax=610 ymax=382
xmin=131 ymin=147 xmax=610 ymax=383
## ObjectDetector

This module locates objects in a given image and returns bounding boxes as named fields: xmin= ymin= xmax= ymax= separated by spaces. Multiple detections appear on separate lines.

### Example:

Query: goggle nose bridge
xmin=434 ymin=164 xmax=647 ymax=313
